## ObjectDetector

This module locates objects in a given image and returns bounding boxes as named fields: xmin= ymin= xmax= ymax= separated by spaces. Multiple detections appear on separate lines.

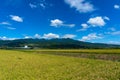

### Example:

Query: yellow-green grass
xmin=22 ymin=49 xmax=120 ymax=61
xmin=0 ymin=50 xmax=120 ymax=80
xmin=25 ymin=49 xmax=120 ymax=54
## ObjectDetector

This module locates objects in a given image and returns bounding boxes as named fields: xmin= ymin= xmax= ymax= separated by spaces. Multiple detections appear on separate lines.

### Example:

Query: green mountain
xmin=0 ymin=38 xmax=120 ymax=49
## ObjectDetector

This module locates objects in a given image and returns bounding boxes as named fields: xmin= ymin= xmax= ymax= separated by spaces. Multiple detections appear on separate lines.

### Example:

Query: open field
xmin=0 ymin=49 xmax=120 ymax=80
xmin=22 ymin=49 xmax=120 ymax=61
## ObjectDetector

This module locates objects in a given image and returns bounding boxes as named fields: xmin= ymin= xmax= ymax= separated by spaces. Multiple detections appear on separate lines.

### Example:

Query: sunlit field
xmin=23 ymin=49 xmax=120 ymax=61
xmin=0 ymin=49 xmax=120 ymax=80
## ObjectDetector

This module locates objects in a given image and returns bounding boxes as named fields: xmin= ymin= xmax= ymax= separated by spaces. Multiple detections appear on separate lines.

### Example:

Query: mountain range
xmin=0 ymin=38 xmax=120 ymax=49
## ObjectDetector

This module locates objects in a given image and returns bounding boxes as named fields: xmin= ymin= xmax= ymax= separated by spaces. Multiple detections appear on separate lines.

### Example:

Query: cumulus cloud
xmin=80 ymin=33 xmax=102 ymax=41
xmin=50 ymin=19 xmax=75 ymax=28
xmin=23 ymin=33 xmax=77 ymax=39
xmin=81 ymin=23 xmax=89 ymax=29
xmin=62 ymin=34 xmax=76 ymax=38
xmin=64 ymin=0 xmax=95 ymax=13
xmin=50 ymin=19 xmax=63 ymax=27
xmin=77 ymin=23 xmax=89 ymax=31
xmin=43 ymin=33 xmax=60 ymax=39
xmin=34 ymin=34 xmax=41 ymax=39
xmin=114 ymin=5 xmax=120 ymax=9
xmin=10 ymin=15 xmax=23 ymax=22
xmin=77 ymin=16 xmax=110 ymax=32
xmin=87 ymin=16 xmax=106 ymax=27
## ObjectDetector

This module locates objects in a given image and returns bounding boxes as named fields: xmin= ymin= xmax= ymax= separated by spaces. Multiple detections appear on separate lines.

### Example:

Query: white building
xmin=24 ymin=45 xmax=29 ymax=49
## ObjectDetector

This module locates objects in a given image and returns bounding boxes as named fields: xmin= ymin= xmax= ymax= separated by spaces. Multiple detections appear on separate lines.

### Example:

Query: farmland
xmin=0 ymin=49 xmax=120 ymax=80
xmin=23 ymin=49 xmax=120 ymax=61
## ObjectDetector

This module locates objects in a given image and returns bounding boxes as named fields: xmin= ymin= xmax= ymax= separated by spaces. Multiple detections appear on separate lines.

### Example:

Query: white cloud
xmin=104 ymin=16 xmax=110 ymax=20
xmin=111 ymin=31 xmax=120 ymax=35
xmin=108 ymin=41 xmax=120 ymax=45
xmin=63 ymin=24 xmax=75 ymax=28
xmin=77 ymin=28 xmax=87 ymax=32
xmin=40 ymin=3 xmax=46 ymax=8
xmin=7 ymin=27 xmax=16 ymax=30
xmin=80 ymin=33 xmax=102 ymax=41
xmin=77 ymin=16 xmax=109 ymax=32
xmin=77 ymin=23 xmax=89 ymax=32
xmin=65 ymin=0 xmax=95 ymax=13
xmin=0 ymin=22 xmax=16 ymax=30
xmin=87 ymin=16 xmax=106 ymax=27
xmin=81 ymin=23 xmax=89 ymax=29
xmin=43 ymin=33 xmax=60 ymax=39
xmin=108 ymin=27 xmax=116 ymax=31
xmin=23 ymin=33 xmax=76 ymax=39
xmin=0 ymin=36 xmax=17 ymax=40
xmin=10 ymin=15 xmax=23 ymax=22
xmin=0 ymin=36 xmax=7 ymax=40
xmin=0 ymin=22 xmax=11 ymax=25
xmin=34 ymin=34 xmax=41 ymax=39
xmin=50 ymin=19 xmax=75 ymax=28
xmin=29 ymin=3 xmax=37 ymax=8
xmin=29 ymin=1 xmax=48 ymax=9
xmin=50 ymin=19 xmax=63 ymax=27
xmin=62 ymin=34 xmax=76 ymax=38
xmin=24 ymin=36 xmax=32 ymax=39
xmin=114 ymin=5 xmax=120 ymax=9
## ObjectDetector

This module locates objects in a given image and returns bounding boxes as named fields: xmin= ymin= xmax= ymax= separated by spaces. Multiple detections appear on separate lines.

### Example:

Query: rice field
xmin=23 ymin=49 xmax=120 ymax=61
xmin=0 ymin=49 xmax=120 ymax=80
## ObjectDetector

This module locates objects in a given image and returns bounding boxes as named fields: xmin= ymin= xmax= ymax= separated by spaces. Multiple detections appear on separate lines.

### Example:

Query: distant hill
xmin=0 ymin=38 xmax=120 ymax=49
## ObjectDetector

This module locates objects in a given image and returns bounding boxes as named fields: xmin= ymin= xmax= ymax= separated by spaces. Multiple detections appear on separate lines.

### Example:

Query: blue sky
xmin=0 ymin=0 xmax=120 ymax=44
